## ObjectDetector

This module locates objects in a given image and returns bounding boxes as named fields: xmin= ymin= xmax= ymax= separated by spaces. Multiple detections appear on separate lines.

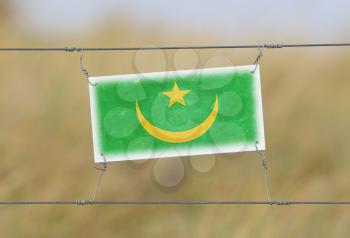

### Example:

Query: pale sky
xmin=11 ymin=0 xmax=350 ymax=41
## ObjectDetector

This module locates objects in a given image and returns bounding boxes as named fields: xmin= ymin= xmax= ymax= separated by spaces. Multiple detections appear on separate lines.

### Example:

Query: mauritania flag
xmin=89 ymin=65 xmax=265 ymax=163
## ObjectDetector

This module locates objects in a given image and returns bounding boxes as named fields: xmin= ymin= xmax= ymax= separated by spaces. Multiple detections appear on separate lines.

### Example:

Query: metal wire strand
xmin=91 ymin=154 xmax=107 ymax=201
xmin=0 ymin=200 xmax=350 ymax=205
xmin=255 ymin=141 xmax=271 ymax=202
xmin=1 ymin=43 xmax=350 ymax=51
xmin=80 ymin=52 xmax=97 ymax=86
xmin=251 ymin=46 xmax=263 ymax=73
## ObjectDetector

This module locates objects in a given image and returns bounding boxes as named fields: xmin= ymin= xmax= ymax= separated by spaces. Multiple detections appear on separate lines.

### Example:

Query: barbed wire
xmin=0 ymin=43 xmax=349 ymax=52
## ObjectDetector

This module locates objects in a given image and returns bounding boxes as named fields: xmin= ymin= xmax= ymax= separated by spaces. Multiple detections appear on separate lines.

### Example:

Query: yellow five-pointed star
xmin=162 ymin=82 xmax=191 ymax=107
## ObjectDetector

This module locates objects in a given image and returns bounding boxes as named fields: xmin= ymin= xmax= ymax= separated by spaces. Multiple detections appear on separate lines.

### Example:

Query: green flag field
xmin=89 ymin=65 xmax=265 ymax=162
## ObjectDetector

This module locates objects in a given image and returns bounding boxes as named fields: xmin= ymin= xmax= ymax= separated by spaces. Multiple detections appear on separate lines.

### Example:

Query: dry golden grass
xmin=1 ymin=15 xmax=350 ymax=237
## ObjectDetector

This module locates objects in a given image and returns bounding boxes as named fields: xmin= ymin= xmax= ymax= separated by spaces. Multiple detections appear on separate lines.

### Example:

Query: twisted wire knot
xmin=270 ymin=200 xmax=290 ymax=205
xmin=64 ymin=47 xmax=82 ymax=52
xmin=93 ymin=163 xmax=107 ymax=172
xmin=75 ymin=200 xmax=94 ymax=205
xmin=262 ymin=43 xmax=283 ymax=49
xmin=261 ymin=158 xmax=268 ymax=170
xmin=79 ymin=54 xmax=97 ymax=86
xmin=254 ymin=48 xmax=263 ymax=63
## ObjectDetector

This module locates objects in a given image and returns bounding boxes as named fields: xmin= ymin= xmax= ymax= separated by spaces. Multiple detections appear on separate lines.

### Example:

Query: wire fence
xmin=1 ymin=42 xmax=350 ymax=206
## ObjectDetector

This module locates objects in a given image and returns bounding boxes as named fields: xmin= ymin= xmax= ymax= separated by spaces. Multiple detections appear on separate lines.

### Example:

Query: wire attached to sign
xmin=251 ymin=46 xmax=263 ymax=74
xmin=255 ymin=141 xmax=271 ymax=202
xmin=91 ymin=154 xmax=108 ymax=201
xmin=80 ymin=51 xmax=97 ymax=86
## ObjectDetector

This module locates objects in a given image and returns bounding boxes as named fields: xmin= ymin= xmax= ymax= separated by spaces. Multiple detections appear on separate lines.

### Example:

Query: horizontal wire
xmin=0 ymin=43 xmax=350 ymax=52
xmin=1 ymin=200 xmax=350 ymax=205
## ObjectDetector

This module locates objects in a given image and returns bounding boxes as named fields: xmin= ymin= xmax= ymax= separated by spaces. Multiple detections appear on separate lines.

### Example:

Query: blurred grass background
xmin=1 ymin=1 xmax=350 ymax=237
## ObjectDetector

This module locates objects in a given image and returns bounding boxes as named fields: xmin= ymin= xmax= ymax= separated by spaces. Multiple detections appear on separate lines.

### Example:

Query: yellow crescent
xmin=135 ymin=95 xmax=218 ymax=143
